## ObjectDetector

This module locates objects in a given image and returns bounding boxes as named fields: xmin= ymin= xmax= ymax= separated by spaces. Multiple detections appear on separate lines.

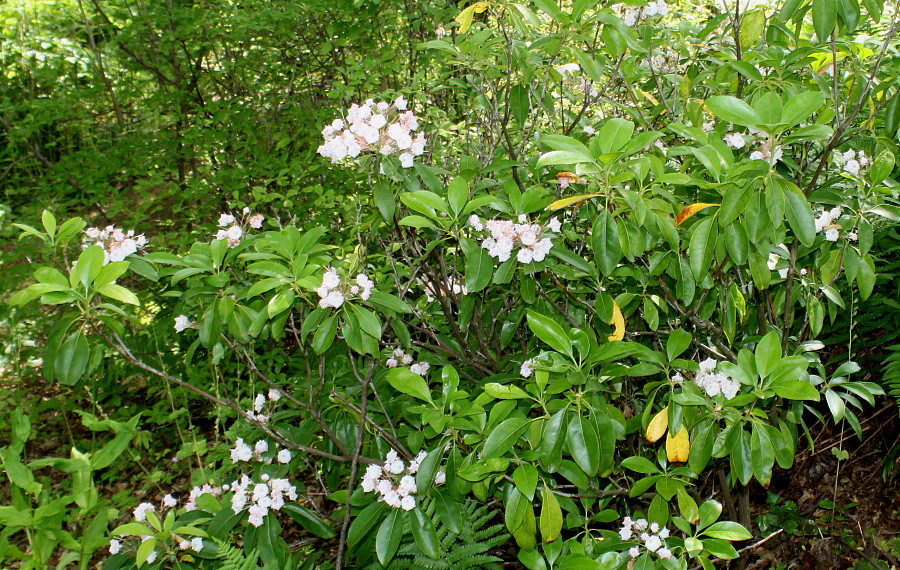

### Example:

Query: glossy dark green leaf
xmin=566 ymin=416 xmax=599 ymax=476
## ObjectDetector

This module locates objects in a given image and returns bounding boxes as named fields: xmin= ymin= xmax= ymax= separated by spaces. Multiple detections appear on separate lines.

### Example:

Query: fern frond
xmin=214 ymin=539 xmax=262 ymax=570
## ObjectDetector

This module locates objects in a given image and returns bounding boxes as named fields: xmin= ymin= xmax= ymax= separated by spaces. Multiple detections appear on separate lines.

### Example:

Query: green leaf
xmin=96 ymin=284 xmax=140 ymax=306
xmin=539 ymin=487 xmax=563 ymax=543
xmin=592 ymin=210 xmax=622 ymax=276
xmin=703 ymin=521 xmax=753 ymax=541
xmin=347 ymin=502 xmax=387 ymax=549
xmin=755 ymin=331 xmax=781 ymax=378
xmin=536 ymin=151 xmax=594 ymax=168
xmin=376 ymin=509 xmax=404 ymax=565
xmin=70 ymin=246 xmax=105 ymax=289
xmin=526 ymin=310 xmax=572 ymax=356
xmin=484 ymin=382 xmax=531 ymax=399
xmin=781 ymin=92 xmax=825 ymax=128
xmin=870 ymin=150 xmax=895 ymax=186
xmin=411 ymin=506 xmax=441 ymax=559
xmin=282 ymin=503 xmax=335 ymax=538
xmin=689 ymin=217 xmax=718 ymax=280
xmin=781 ymin=183 xmax=816 ymax=246
xmin=513 ymin=464 xmax=539 ymax=500
xmin=55 ymin=331 xmax=90 ymax=386
xmin=597 ymin=118 xmax=634 ymax=154
xmin=705 ymin=96 xmax=762 ymax=128
xmin=621 ymin=456 xmax=660 ymax=474
xmin=385 ymin=367 xmax=433 ymax=404
xmin=482 ymin=417 xmax=529 ymax=459
xmin=770 ymin=379 xmax=820 ymax=400
xmin=465 ymin=248 xmax=494 ymax=293
xmin=813 ymin=0 xmax=838 ymax=39
xmin=42 ymin=210 xmax=57 ymax=239
xmin=750 ymin=423 xmax=775 ymax=486
xmin=567 ymin=416 xmax=599 ymax=476
xmin=740 ymin=8 xmax=766 ymax=49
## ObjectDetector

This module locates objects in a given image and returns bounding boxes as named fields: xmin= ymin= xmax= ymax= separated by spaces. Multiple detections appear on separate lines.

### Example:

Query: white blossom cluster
xmin=385 ymin=348 xmax=430 ymax=376
xmin=173 ymin=314 xmax=193 ymax=333
xmin=766 ymin=244 xmax=809 ymax=279
xmin=110 ymin=494 xmax=205 ymax=559
xmin=226 ymin=473 xmax=298 ymax=527
xmin=833 ymin=149 xmax=869 ymax=176
xmin=419 ymin=276 xmax=467 ymax=303
xmin=689 ymin=357 xmax=740 ymax=400
xmin=243 ymin=389 xmax=282 ymax=423
xmin=520 ymin=358 xmax=536 ymax=378
xmin=621 ymin=0 xmax=669 ymax=26
xmin=84 ymin=225 xmax=147 ymax=265
xmin=214 ymin=207 xmax=264 ymax=248
xmin=360 ymin=450 xmax=445 ymax=511
xmin=645 ymin=50 xmax=679 ymax=73
xmin=184 ymin=483 xmax=223 ymax=511
xmin=230 ymin=436 xmax=292 ymax=465
xmin=814 ymin=206 xmax=851 ymax=242
xmin=317 ymin=97 xmax=426 ymax=168
xmin=469 ymin=214 xmax=560 ymax=264
xmin=723 ymin=129 xmax=783 ymax=165
xmin=618 ymin=517 xmax=673 ymax=560
xmin=317 ymin=267 xmax=376 ymax=309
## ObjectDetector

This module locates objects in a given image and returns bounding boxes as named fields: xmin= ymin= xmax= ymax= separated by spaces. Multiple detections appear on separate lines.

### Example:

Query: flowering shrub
xmin=7 ymin=0 xmax=900 ymax=568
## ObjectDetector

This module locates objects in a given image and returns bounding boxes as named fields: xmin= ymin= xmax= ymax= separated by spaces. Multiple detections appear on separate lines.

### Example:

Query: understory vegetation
xmin=2 ymin=0 xmax=900 ymax=568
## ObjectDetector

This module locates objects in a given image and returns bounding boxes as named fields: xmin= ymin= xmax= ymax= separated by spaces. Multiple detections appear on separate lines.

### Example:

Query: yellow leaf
xmin=455 ymin=2 xmax=490 ymax=33
xmin=646 ymin=406 xmax=669 ymax=443
xmin=547 ymin=192 xmax=603 ymax=211
xmin=675 ymin=202 xmax=718 ymax=226
xmin=608 ymin=300 xmax=625 ymax=342
xmin=639 ymin=89 xmax=659 ymax=106
xmin=666 ymin=426 xmax=690 ymax=462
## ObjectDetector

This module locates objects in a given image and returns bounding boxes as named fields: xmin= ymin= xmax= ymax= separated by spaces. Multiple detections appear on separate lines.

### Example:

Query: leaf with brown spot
xmin=608 ymin=300 xmax=625 ymax=341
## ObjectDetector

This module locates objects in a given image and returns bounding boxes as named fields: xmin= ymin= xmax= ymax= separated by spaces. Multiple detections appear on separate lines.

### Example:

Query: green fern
xmin=214 ymin=539 xmax=262 ymax=570
xmin=387 ymin=499 xmax=508 ymax=570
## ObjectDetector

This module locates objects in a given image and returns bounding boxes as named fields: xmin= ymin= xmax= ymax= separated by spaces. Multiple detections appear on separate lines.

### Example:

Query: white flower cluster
xmin=520 ymin=358 xmax=536 ymax=378
xmin=214 ymin=207 xmax=264 ymax=248
xmin=385 ymin=348 xmax=430 ymax=376
xmin=361 ymin=450 xmax=445 ymax=511
xmin=173 ymin=314 xmax=193 ymax=333
xmin=469 ymin=214 xmax=560 ymax=264
xmin=317 ymin=267 xmax=376 ymax=309
xmin=723 ymin=129 xmax=783 ymax=165
xmin=622 ymin=0 xmax=669 ymax=26
xmin=420 ymin=276 xmax=468 ymax=303
xmin=833 ymin=149 xmax=869 ymax=176
xmin=84 ymin=225 xmax=147 ymax=265
xmin=692 ymin=357 xmax=740 ymax=400
xmin=227 ymin=473 xmax=298 ymax=527
xmin=110 ymin=494 xmax=205 ymax=559
xmin=184 ymin=483 xmax=223 ymax=511
xmin=766 ymin=244 xmax=809 ymax=279
xmin=645 ymin=50 xmax=679 ymax=73
xmin=815 ymin=206 xmax=844 ymax=242
xmin=618 ymin=517 xmax=673 ymax=560
xmin=243 ymin=389 xmax=281 ymax=423
xmin=318 ymin=97 xmax=426 ymax=168
xmin=230 ymin=437 xmax=292 ymax=465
